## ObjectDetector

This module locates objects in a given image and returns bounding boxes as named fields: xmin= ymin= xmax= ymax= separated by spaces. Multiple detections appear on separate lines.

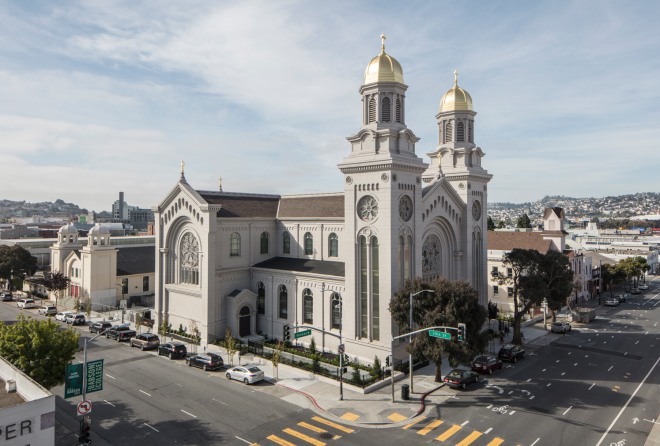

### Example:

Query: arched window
xmin=278 ymin=285 xmax=288 ymax=319
xmin=303 ymin=288 xmax=313 ymax=324
xmin=304 ymin=232 xmax=313 ymax=256
xmin=260 ymin=232 xmax=269 ymax=254
xmin=257 ymin=282 xmax=265 ymax=315
xmin=468 ymin=121 xmax=474 ymax=142
xmin=371 ymin=236 xmax=379 ymax=341
xmin=328 ymin=233 xmax=338 ymax=257
xmin=230 ymin=232 xmax=241 ymax=256
xmin=179 ymin=232 xmax=200 ymax=285
xmin=444 ymin=121 xmax=453 ymax=143
xmin=282 ymin=232 xmax=290 ymax=254
xmin=395 ymin=98 xmax=402 ymax=123
xmin=381 ymin=97 xmax=391 ymax=122
xmin=457 ymin=122 xmax=465 ymax=142
xmin=368 ymin=97 xmax=376 ymax=123
xmin=331 ymin=293 xmax=342 ymax=329
xmin=358 ymin=234 xmax=380 ymax=340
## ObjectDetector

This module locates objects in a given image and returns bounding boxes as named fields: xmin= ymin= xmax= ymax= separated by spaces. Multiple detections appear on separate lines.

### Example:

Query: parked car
xmin=65 ymin=313 xmax=86 ymax=326
xmin=157 ymin=342 xmax=187 ymax=359
xmin=616 ymin=293 xmax=629 ymax=302
xmin=186 ymin=353 xmax=224 ymax=371
xmin=1 ymin=292 xmax=13 ymax=302
xmin=498 ymin=344 xmax=525 ymax=363
xmin=639 ymin=284 xmax=649 ymax=290
xmin=443 ymin=369 xmax=480 ymax=389
xmin=130 ymin=333 xmax=160 ymax=350
xmin=17 ymin=298 xmax=38 ymax=309
xmin=105 ymin=324 xmax=136 ymax=341
xmin=629 ymin=289 xmax=641 ymax=295
xmin=551 ymin=321 xmax=572 ymax=334
xmin=89 ymin=321 xmax=113 ymax=334
xmin=471 ymin=355 xmax=503 ymax=375
xmin=225 ymin=365 xmax=265 ymax=384
xmin=604 ymin=298 xmax=620 ymax=307
xmin=38 ymin=305 xmax=57 ymax=316
xmin=55 ymin=311 xmax=74 ymax=322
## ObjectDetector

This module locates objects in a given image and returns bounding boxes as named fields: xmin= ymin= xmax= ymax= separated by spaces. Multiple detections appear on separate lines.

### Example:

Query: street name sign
xmin=429 ymin=330 xmax=451 ymax=340
xmin=294 ymin=329 xmax=312 ymax=339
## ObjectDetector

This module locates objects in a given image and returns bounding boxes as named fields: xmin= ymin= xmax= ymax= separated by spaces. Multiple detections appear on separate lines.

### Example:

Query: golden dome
xmin=440 ymin=71 xmax=473 ymax=112
xmin=364 ymin=34 xmax=404 ymax=84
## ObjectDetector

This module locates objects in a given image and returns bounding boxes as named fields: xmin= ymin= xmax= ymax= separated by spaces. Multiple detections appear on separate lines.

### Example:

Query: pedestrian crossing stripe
xmin=402 ymin=416 xmax=426 ymax=430
xmin=297 ymin=422 xmax=327 ymax=434
xmin=283 ymin=428 xmax=326 ymax=446
xmin=387 ymin=412 xmax=408 ymax=422
xmin=311 ymin=416 xmax=355 ymax=433
xmin=486 ymin=438 xmax=504 ymax=446
xmin=436 ymin=424 xmax=462 ymax=441
xmin=456 ymin=430 xmax=482 ymax=446
xmin=340 ymin=412 xmax=360 ymax=421
xmin=418 ymin=419 xmax=443 ymax=435
xmin=266 ymin=435 xmax=296 ymax=446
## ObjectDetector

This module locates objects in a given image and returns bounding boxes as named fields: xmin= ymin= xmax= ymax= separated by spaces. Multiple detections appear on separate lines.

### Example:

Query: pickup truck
xmin=105 ymin=324 xmax=137 ymax=342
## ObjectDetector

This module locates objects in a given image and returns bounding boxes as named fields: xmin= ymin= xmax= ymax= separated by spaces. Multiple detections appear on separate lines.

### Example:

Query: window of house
xmin=121 ymin=278 xmax=128 ymax=295
xmin=328 ymin=233 xmax=338 ymax=257
xmin=491 ymin=266 xmax=499 ymax=277
xmin=283 ymin=232 xmax=290 ymax=254
xmin=507 ymin=267 xmax=513 ymax=278
xmin=507 ymin=287 xmax=513 ymax=297
xmin=493 ymin=285 xmax=499 ymax=294
xmin=304 ymin=232 xmax=313 ymax=256
xmin=260 ymin=232 xmax=269 ymax=254
xmin=331 ymin=293 xmax=342 ymax=329
xmin=257 ymin=282 xmax=265 ymax=315
xmin=143 ymin=276 xmax=149 ymax=292
xmin=230 ymin=232 xmax=241 ymax=256
xmin=303 ymin=289 xmax=313 ymax=324
xmin=179 ymin=232 xmax=199 ymax=285
xmin=278 ymin=285 xmax=288 ymax=319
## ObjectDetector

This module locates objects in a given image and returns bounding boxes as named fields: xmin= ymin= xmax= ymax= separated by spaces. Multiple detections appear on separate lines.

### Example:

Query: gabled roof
xmin=117 ymin=246 xmax=155 ymax=276
xmin=196 ymin=191 xmax=280 ymax=218
xmin=543 ymin=207 xmax=564 ymax=219
xmin=278 ymin=194 xmax=344 ymax=218
xmin=487 ymin=231 xmax=553 ymax=253
xmin=252 ymin=257 xmax=345 ymax=277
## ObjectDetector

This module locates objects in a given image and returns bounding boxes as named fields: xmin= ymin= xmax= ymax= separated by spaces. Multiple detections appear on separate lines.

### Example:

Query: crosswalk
xmin=254 ymin=413 xmax=509 ymax=446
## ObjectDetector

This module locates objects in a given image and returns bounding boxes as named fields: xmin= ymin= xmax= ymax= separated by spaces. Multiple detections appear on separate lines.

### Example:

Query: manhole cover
xmin=319 ymin=433 xmax=333 ymax=440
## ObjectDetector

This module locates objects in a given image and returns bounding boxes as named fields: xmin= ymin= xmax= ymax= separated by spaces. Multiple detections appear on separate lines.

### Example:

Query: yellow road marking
xmin=486 ymin=437 xmax=505 ymax=446
xmin=456 ymin=431 xmax=483 ymax=446
xmin=402 ymin=416 xmax=427 ymax=430
xmin=298 ymin=422 xmax=327 ymax=433
xmin=340 ymin=412 xmax=360 ymax=421
xmin=436 ymin=424 xmax=462 ymax=442
xmin=387 ymin=412 xmax=408 ymax=422
xmin=283 ymin=428 xmax=326 ymax=446
xmin=311 ymin=416 xmax=355 ymax=433
xmin=267 ymin=435 xmax=296 ymax=446
xmin=418 ymin=419 xmax=443 ymax=436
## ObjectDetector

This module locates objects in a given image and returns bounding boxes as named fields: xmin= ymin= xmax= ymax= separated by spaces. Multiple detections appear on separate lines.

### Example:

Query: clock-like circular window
xmin=472 ymin=200 xmax=482 ymax=221
xmin=399 ymin=195 xmax=413 ymax=222
xmin=357 ymin=195 xmax=378 ymax=222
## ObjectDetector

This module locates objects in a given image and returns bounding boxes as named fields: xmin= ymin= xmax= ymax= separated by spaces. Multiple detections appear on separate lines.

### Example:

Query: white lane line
xmin=235 ymin=436 xmax=253 ymax=445
xmin=484 ymin=428 xmax=493 ymax=434
xmin=212 ymin=398 xmax=228 ymax=405
xmin=105 ymin=374 xmax=116 ymax=380
xmin=508 ymin=390 xmax=514 ymax=395
xmin=542 ymin=368 xmax=547 ymax=372
xmin=546 ymin=383 xmax=552 ymax=387
xmin=596 ymin=354 xmax=660 ymax=446
xmin=624 ymin=352 xmax=628 ymax=356
xmin=563 ymin=406 xmax=573 ymax=416
xmin=486 ymin=404 xmax=493 ymax=409
xmin=181 ymin=409 xmax=197 ymax=418
xmin=529 ymin=395 xmax=535 ymax=400
xmin=139 ymin=390 xmax=151 ymax=397
xmin=556 ymin=360 xmax=560 ymax=363
xmin=561 ymin=372 xmax=566 ymax=376
xmin=608 ymin=366 xmax=613 ymax=372
xmin=635 ymin=341 xmax=640 ymax=345
xmin=530 ymin=438 xmax=541 ymax=446
xmin=588 ymin=383 xmax=595 ymax=390
xmin=574 ymin=363 xmax=578 ymax=366
xmin=509 ymin=410 xmax=516 ymax=415
xmin=104 ymin=400 xmax=115 ymax=407
xmin=174 ymin=383 xmax=183 ymax=387
xmin=526 ymin=378 xmax=532 ymax=382
xmin=461 ymin=420 xmax=469 ymax=426
xmin=144 ymin=423 xmax=159 ymax=432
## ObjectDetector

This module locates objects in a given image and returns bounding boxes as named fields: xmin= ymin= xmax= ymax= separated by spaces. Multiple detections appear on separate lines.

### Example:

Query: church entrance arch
xmin=238 ymin=306 xmax=251 ymax=337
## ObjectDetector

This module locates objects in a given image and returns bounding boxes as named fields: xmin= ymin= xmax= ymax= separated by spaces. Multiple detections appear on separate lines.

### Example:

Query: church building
xmin=153 ymin=37 xmax=492 ymax=362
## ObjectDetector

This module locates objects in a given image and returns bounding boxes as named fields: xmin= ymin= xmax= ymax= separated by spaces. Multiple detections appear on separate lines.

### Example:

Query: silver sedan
xmin=225 ymin=365 xmax=265 ymax=384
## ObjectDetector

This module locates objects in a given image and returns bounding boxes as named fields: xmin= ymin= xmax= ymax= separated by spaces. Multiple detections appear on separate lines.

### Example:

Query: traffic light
xmin=79 ymin=417 xmax=91 ymax=443
xmin=457 ymin=323 xmax=466 ymax=342
xmin=385 ymin=355 xmax=391 ymax=367
xmin=283 ymin=324 xmax=290 ymax=342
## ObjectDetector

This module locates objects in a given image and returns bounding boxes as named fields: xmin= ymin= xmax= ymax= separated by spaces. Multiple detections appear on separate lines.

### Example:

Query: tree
xmin=601 ymin=263 xmax=625 ymax=297
xmin=487 ymin=216 xmax=496 ymax=231
xmin=0 ymin=315 xmax=79 ymax=389
xmin=271 ymin=340 xmax=284 ymax=380
xmin=158 ymin=317 xmax=169 ymax=342
xmin=537 ymin=251 xmax=574 ymax=322
xmin=497 ymin=220 xmax=506 ymax=229
xmin=389 ymin=277 xmax=488 ymax=382
xmin=516 ymin=213 xmax=532 ymax=229
xmin=42 ymin=272 xmax=70 ymax=308
xmin=224 ymin=328 xmax=237 ymax=366
xmin=0 ymin=245 xmax=38 ymax=292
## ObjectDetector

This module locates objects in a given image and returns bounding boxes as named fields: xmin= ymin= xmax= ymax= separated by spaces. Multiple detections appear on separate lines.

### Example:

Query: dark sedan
xmin=471 ymin=355 xmax=503 ymax=374
xmin=186 ymin=353 xmax=224 ymax=371
xmin=498 ymin=343 xmax=525 ymax=363
xmin=158 ymin=342 xmax=187 ymax=359
xmin=443 ymin=369 xmax=480 ymax=389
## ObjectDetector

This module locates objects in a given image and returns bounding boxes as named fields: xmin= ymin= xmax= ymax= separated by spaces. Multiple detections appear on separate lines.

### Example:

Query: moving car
xmin=471 ymin=355 xmax=503 ymax=374
xmin=105 ymin=324 xmax=136 ymax=341
xmin=89 ymin=321 xmax=113 ymax=333
xmin=604 ymin=298 xmax=619 ymax=307
xmin=157 ymin=342 xmax=187 ymax=359
xmin=443 ymin=369 xmax=480 ymax=389
xmin=17 ymin=298 xmax=38 ymax=309
xmin=498 ymin=344 xmax=525 ymax=363
xmin=551 ymin=321 xmax=571 ymax=333
xmin=65 ymin=313 xmax=86 ymax=326
xmin=56 ymin=311 xmax=74 ymax=321
xmin=616 ymin=293 xmax=628 ymax=302
xmin=130 ymin=333 xmax=160 ymax=350
xmin=225 ymin=365 xmax=265 ymax=384
xmin=186 ymin=353 xmax=224 ymax=371
xmin=38 ymin=305 xmax=57 ymax=316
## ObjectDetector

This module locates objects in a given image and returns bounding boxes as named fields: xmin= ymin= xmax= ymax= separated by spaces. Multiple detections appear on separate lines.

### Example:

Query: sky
xmin=1 ymin=1 xmax=659 ymax=212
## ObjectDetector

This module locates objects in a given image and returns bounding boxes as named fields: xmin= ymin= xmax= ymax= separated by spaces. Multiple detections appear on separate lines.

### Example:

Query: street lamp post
xmin=409 ymin=289 xmax=434 ymax=394
xmin=333 ymin=295 xmax=344 ymax=401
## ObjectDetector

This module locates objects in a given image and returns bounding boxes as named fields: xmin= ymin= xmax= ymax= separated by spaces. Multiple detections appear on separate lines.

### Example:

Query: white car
xmin=604 ymin=298 xmax=619 ymax=307
xmin=55 ymin=311 xmax=74 ymax=322
xmin=225 ymin=365 xmax=265 ymax=384
xmin=17 ymin=298 xmax=38 ymax=309
xmin=638 ymin=284 xmax=649 ymax=290
xmin=551 ymin=321 xmax=571 ymax=333
xmin=38 ymin=305 xmax=58 ymax=316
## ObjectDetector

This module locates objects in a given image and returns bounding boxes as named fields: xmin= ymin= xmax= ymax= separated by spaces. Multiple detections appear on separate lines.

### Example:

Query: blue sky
xmin=1 ymin=1 xmax=659 ymax=212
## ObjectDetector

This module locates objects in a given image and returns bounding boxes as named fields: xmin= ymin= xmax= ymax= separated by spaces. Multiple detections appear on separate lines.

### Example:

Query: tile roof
xmin=252 ymin=257 xmax=345 ymax=277
xmin=197 ymin=192 xmax=281 ymax=218
xmin=278 ymin=194 xmax=344 ymax=218
xmin=117 ymin=246 xmax=155 ymax=276
xmin=487 ymin=231 xmax=553 ymax=253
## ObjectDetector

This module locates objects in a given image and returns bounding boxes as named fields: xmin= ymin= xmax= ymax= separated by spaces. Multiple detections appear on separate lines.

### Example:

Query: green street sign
xmin=64 ymin=363 xmax=83 ymax=399
xmin=429 ymin=330 xmax=451 ymax=340
xmin=86 ymin=359 xmax=104 ymax=394
xmin=295 ymin=329 xmax=312 ymax=339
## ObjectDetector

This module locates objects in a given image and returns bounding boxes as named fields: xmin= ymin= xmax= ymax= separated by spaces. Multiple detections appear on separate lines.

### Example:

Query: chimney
xmin=6 ymin=379 xmax=17 ymax=393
